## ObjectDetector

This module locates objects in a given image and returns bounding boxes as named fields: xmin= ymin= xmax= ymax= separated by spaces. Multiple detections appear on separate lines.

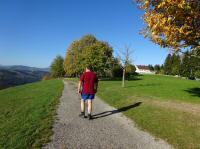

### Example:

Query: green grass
xmin=0 ymin=79 xmax=64 ymax=149
xmin=66 ymin=75 xmax=200 ymax=148
xmin=97 ymin=75 xmax=200 ymax=149
xmin=126 ymin=103 xmax=200 ymax=149
xmin=98 ymin=75 xmax=200 ymax=104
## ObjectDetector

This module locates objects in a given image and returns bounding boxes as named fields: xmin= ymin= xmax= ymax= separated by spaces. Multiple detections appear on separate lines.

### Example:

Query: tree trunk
xmin=122 ymin=68 xmax=125 ymax=87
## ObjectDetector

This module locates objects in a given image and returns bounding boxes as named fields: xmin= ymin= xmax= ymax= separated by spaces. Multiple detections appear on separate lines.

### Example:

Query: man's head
xmin=86 ymin=64 xmax=92 ymax=71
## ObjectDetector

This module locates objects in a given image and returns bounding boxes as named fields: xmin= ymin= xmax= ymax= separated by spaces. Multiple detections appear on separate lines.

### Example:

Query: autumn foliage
xmin=136 ymin=0 xmax=200 ymax=56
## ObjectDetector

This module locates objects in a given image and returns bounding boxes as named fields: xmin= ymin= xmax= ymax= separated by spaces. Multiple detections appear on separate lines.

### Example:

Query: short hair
xmin=86 ymin=64 xmax=92 ymax=70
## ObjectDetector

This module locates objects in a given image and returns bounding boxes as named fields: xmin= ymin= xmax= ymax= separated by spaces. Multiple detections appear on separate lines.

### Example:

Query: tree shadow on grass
xmin=92 ymin=102 xmax=142 ymax=120
xmin=184 ymin=87 xmax=200 ymax=97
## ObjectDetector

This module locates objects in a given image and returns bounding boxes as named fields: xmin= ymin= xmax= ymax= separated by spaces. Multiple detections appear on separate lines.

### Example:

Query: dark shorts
xmin=81 ymin=93 xmax=95 ymax=101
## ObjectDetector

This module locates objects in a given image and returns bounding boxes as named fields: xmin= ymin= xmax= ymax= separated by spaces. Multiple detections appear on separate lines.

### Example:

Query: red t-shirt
xmin=80 ymin=71 xmax=98 ymax=94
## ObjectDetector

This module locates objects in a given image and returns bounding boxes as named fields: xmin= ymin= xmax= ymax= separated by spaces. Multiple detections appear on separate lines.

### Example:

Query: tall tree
xmin=148 ymin=64 xmax=154 ymax=71
xmin=160 ymin=64 xmax=165 ymax=74
xmin=154 ymin=64 xmax=161 ymax=73
xmin=190 ymin=51 xmax=200 ymax=78
xmin=51 ymin=55 xmax=65 ymax=78
xmin=180 ymin=51 xmax=200 ymax=78
xmin=180 ymin=51 xmax=191 ymax=78
xmin=164 ymin=54 xmax=172 ymax=75
xmin=171 ymin=54 xmax=181 ymax=75
xmin=136 ymin=0 xmax=200 ymax=56
xmin=193 ymin=57 xmax=200 ymax=78
xmin=64 ymin=35 xmax=114 ymax=77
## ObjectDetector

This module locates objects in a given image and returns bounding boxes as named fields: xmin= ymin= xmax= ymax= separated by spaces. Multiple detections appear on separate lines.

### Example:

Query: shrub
xmin=195 ymin=70 xmax=200 ymax=79
xmin=111 ymin=66 xmax=123 ymax=78
xmin=42 ymin=74 xmax=52 ymax=80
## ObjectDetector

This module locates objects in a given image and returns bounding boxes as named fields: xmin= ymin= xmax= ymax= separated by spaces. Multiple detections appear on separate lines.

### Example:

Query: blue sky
xmin=0 ymin=0 xmax=169 ymax=68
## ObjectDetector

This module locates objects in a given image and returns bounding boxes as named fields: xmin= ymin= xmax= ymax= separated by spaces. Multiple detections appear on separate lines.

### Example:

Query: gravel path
xmin=44 ymin=81 xmax=173 ymax=149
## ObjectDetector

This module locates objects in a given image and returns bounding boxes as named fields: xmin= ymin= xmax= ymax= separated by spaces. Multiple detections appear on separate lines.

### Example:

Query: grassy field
xmin=98 ymin=75 xmax=200 ymax=104
xmin=67 ymin=75 xmax=200 ymax=149
xmin=0 ymin=79 xmax=63 ymax=149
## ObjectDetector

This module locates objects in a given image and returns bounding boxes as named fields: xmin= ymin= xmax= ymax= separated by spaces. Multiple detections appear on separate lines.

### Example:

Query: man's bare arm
xmin=78 ymin=81 xmax=82 ymax=94
xmin=94 ymin=81 xmax=98 ymax=93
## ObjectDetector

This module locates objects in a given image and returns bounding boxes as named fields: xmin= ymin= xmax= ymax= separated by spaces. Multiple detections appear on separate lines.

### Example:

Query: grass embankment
xmin=0 ymin=79 xmax=63 ymax=149
xmin=67 ymin=75 xmax=200 ymax=149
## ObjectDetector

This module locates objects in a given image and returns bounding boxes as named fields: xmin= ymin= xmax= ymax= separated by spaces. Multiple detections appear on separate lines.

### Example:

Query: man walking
xmin=78 ymin=66 xmax=98 ymax=120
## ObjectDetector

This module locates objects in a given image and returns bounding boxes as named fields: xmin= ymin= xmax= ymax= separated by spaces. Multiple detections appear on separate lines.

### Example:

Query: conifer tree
xmin=180 ymin=51 xmax=191 ymax=78
xmin=171 ymin=54 xmax=181 ymax=76
xmin=164 ymin=54 xmax=172 ymax=75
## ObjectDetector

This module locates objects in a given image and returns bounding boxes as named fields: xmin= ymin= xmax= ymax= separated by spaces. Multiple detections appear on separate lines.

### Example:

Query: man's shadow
xmin=92 ymin=102 xmax=142 ymax=120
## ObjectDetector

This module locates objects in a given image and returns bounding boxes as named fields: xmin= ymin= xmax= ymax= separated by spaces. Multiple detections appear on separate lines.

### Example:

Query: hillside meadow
xmin=0 ymin=79 xmax=63 ymax=149
xmin=67 ymin=74 xmax=200 ymax=149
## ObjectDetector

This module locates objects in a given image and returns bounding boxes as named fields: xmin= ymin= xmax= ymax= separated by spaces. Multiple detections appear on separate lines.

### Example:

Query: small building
xmin=135 ymin=65 xmax=155 ymax=74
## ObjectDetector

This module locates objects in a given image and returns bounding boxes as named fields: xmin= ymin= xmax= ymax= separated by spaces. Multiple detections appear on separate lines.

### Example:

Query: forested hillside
xmin=0 ymin=65 xmax=49 ymax=89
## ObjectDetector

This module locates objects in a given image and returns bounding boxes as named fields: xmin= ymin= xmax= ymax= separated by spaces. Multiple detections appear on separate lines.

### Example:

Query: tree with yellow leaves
xmin=136 ymin=0 xmax=200 ymax=56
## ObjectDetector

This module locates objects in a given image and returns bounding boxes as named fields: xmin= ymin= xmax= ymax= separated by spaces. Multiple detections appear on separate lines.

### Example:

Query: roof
xmin=137 ymin=65 xmax=150 ymax=70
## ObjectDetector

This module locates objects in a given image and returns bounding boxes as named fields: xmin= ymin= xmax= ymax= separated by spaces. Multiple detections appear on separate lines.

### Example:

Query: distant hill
xmin=0 ymin=65 xmax=50 ymax=89
xmin=0 ymin=65 xmax=50 ymax=72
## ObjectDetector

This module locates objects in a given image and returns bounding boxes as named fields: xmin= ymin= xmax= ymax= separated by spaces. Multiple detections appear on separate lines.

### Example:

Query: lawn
xmin=98 ymin=74 xmax=200 ymax=104
xmin=0 ymin=79 xmax=63 ymax=149
xmin=67 ymin=74 xmax=200 ymax=149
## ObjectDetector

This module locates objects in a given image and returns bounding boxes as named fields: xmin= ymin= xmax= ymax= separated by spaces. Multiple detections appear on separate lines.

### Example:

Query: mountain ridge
xmin=0 ymin=65 xmax=50 ymax=72
xmin=0 ymin=65 xmax=50 ymax=89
